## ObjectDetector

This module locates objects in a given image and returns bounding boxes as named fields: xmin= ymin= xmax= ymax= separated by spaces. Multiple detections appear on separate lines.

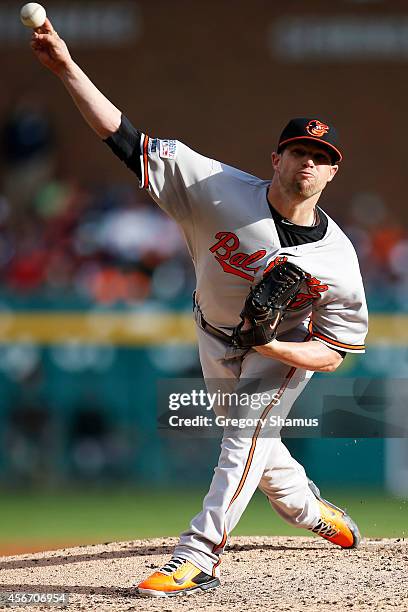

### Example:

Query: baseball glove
xmin=232 ymin=261 xmax=307 ymax=348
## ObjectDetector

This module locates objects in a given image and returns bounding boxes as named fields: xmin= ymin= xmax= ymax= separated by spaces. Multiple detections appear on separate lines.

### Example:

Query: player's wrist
xmin=253 ymin=339 xmax=280 ymax=356
xmin=56 ymin=57 xmax=76 ymax=79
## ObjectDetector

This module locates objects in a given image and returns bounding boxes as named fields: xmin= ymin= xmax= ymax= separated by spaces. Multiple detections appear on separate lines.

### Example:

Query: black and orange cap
xmin=277 ymin=118 xmax=342 ymax=163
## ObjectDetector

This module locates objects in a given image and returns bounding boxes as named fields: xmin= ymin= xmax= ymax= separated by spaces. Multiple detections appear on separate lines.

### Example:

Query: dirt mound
xmin=0 ymin=536 xmax=407 ymax=611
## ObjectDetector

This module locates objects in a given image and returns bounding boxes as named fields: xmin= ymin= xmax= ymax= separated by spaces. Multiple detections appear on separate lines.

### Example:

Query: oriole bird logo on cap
xmin=306 ymin=120 xmax=329 ymax=138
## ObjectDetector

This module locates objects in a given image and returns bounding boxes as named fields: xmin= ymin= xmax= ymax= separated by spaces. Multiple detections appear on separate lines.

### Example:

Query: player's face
xmin=271 ymin=142 xmax=338 ymax=199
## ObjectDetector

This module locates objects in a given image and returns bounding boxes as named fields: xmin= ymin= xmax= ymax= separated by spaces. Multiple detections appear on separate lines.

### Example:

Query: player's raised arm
xmin=30 ymin=18 xmax=121 ymax=139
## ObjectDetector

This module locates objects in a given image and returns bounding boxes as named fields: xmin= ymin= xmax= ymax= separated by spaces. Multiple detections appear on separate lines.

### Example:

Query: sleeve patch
xmin=149 ymin=138 xmax=158 ymax=154
xmin=159 ymin=139 xmax=177 ymax=159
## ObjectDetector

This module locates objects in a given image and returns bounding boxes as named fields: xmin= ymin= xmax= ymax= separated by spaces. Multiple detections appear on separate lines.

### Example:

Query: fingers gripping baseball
xmin=30 ymin=18 xmax=71 ymax=75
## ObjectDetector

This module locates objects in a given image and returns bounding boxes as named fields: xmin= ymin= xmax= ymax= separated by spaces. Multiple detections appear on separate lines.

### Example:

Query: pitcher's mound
xmin=0 ymin=536 xmax=407 ymax=611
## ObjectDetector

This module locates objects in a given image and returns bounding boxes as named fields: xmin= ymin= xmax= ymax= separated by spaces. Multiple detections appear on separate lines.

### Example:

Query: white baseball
xmin=20 ymin=3 xmax=47 ymax=29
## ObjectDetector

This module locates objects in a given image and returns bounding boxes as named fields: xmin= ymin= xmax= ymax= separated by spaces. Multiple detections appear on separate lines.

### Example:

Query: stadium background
xmin=0 ymin=0 xmax=407 ymax=554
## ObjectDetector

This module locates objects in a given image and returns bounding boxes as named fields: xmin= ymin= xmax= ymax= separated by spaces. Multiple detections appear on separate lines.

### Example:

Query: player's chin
xmin=295 ymin=180 xmax=321 ymax=198
xmin=296 ymin=178 xmax=326 ymax=198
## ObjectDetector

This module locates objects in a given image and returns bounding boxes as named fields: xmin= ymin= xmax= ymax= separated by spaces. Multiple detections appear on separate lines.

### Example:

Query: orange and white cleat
xmin=308 ymin=480 xmax=361 ymax=549
xmin=136 ymin=556 xmax=220 ymax=597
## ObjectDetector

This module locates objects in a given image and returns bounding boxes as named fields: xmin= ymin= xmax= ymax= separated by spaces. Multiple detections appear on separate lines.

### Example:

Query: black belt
xmin=200 ymin=313 xmax=235 ymax=344
xmin=193 ymin=292 xmax=234 ymax=345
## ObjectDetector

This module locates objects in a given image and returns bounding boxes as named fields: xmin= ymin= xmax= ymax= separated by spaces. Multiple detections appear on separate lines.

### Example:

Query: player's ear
xmin=271 ymin=151 xmax=281 ymax=171
xmin=327 ymin=164 xmax=339 ymax=182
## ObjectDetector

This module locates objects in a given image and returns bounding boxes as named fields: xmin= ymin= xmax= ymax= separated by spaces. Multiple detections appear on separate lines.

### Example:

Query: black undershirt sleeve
xmin=104 ymin=114 xmax=142 ymax=181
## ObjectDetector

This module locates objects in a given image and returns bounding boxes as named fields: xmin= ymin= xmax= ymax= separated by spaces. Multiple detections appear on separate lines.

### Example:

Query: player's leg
xmin=137 ymin=326 xmax=242 ymax=596
xmin=195 ymin=323 xmax=360 ymax=552
xmin=255 ymin=326 xmax=361 ymax=548
xmin=258 ymin=439 xmax=319 ymax=527
xmin=170 ymin=344 xmax=313 ymax=578
xmin=172 ymin=420 xmax=284 ymax=576
xmin=222 ymin=325 xmax=321 ymax=532
xmin=139 ymin=327 xmax=291 ymax=594
xmin=137 ymin=326 xmax=358 ymax=597
xmin=258 ymin=440 xmax=360 ymax=548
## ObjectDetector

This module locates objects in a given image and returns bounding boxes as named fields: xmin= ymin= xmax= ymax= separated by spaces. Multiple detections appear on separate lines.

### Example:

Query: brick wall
xmin=1 ymin=0 xmax=406 ymax=219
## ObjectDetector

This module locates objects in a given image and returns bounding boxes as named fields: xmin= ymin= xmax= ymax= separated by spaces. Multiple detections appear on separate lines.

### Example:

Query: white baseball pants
xmin=173 ymin=324 xmax=321 ymax=576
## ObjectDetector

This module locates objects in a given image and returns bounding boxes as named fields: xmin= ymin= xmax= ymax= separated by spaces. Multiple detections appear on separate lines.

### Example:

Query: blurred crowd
xmin=341 ymin=194 xmax=408 ymax=313
xmin=0 ymin=178 xmax=193 ymax=306
xmin=0 ymin=101 xmax=197 ymax=485
xmin=0 ymin=99 xmax=194 ymax=307
xmin=0 ymin=101 xmax=407 ymax=311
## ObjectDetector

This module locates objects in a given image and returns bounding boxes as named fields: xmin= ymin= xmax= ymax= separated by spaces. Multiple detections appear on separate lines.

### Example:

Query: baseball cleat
xmin=136 ymin=556 xmax=220 ymax=597
xmin=308 ymin=480 xmax=361 ymax=549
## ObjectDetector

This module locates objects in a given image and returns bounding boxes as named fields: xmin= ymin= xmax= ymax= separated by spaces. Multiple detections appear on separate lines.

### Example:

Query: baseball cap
xmin=277 ymin=117 xmax=342 ymax=163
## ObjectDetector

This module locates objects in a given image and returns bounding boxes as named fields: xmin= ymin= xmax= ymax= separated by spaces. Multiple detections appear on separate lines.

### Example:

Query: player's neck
xmin=267 ymin=183 xmax=320 ymax=227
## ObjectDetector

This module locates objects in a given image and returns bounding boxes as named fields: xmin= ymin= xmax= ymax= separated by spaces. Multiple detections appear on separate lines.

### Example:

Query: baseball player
xmin=31 ymin=20 xmax=368 ymax=598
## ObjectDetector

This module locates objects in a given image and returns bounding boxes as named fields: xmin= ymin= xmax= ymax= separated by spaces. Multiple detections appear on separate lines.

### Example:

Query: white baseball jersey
xmin=138 ymin=135 xmax=368 ymax=354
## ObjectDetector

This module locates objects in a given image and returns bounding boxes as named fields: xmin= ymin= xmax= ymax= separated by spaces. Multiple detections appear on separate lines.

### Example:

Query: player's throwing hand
xmin=31 ymin=18 xmax=71 ymax=75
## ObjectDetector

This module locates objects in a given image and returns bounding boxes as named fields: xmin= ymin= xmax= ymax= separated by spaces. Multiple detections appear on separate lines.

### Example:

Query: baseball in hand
xmin=20 ymin=3 xmax=47 ymax=28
